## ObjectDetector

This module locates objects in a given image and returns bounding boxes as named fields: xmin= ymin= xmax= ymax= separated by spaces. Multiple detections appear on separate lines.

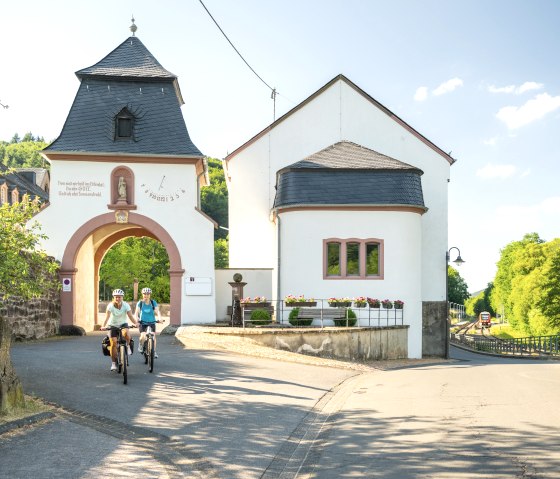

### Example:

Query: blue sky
xmin=1 ymin=0 xmax=559 ymax=293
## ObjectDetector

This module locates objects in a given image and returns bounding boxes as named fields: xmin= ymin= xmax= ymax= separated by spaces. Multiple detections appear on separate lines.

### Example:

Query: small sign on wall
xmin=185 ymin=277 xmax=212 ymax=296
xmin=62 ymin=278 xmax=72 ymax=292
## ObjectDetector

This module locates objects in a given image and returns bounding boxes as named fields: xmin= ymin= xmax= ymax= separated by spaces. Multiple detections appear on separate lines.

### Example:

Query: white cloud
xmin=517 ymin=81 xmax=543 ymax=94
xmin=520 ymin=168 xmax=531 ymax=178
xmin=414 ymin=86 xmax=428 ymax=102
xmin=496 ymin=93 xmax=560 ymax=129
xmin=492 ymin=197 xmax=560 ymax=236
xmin=483 ymin=137 xmax=498 ymax=146
xmin=488 ymin=82 xmax=543 ymax=95
xmin=432 ymin=77 xmax=463 ymax=96
xmin=476 ymin=163 xmax=517 ymax=179
xmin=488 ymin=84 xmax=515 ymax=94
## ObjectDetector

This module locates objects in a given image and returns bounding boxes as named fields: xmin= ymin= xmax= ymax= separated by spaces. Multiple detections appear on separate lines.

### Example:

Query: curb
xmin=0 ymin=411 xmax=56 ymax=435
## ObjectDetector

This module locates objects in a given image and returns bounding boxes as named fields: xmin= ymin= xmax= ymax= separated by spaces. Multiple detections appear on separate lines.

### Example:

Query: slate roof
xmin=273 ymin=141 xmax=425 ymax=210
xmin=45 ymin=37 xmax=202 ymax=157
xmin=76 ymin=36 xmax=177 ymax=81
xmin=0 ymin=164 xmax=49 ymax=202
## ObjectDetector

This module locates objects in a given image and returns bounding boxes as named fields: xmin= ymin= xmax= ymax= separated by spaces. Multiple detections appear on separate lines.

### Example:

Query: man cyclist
xmin=101 ymin=289 xmax=138 ymax=371
xmin=135 ymin=287 xmax=162 ymax=358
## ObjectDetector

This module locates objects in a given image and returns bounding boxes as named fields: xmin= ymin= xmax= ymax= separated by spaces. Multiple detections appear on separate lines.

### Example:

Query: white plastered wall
xmin=278 ymin=209 xmax=423 ymax=358
xmin=35 ymin=158 xmax=216 ymax=326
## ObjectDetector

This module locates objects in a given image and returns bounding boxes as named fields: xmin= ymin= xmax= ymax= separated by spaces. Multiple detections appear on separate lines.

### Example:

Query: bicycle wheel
xmin=120 ymin=344 xmax=128 ymax=384
xmin=148 ymin=336 xmax=154 ymax=373
xmin=143 ymin=339 xmax=148 ymax=364
xmin=117 ymin=344 xmax=122 ymax=374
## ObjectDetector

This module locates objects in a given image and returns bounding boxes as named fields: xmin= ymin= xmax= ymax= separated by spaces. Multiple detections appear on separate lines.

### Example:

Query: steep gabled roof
xmin=0 ymin=164 xmax=49 ymax=201
xmin=226 ymin=74 xmax=455 ymax=165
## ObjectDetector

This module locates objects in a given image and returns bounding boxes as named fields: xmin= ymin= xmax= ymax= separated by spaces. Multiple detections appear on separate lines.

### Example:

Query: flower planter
xmin=382 ymin=304 xmax=393 ymax=309
xmin=243 ymin=302 xmax=271 ymax=307
xmin=286 ymin=301 xmax=317 ymax=307
xmin=394 ymin=305 xmax=403 ymax=310
xmin=368 ymin=303 xmax=381 ymax=308
xmin=354 ymin=303 xmax=367 ymax=308
xmin=329 ymin=302 xmax=352 ymax=307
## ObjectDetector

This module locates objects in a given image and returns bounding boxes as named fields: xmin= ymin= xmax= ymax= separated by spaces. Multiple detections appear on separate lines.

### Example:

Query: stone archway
xmin=59 ymin=212 xmax=184 ymax=329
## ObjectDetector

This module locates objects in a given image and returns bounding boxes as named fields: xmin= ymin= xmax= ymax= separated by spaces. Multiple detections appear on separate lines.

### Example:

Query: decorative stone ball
xmin=233 ymin=273 xmax=243 ymax=283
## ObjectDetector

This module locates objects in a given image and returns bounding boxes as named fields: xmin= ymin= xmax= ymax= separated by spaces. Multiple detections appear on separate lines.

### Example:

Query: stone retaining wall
xmin=0 ymin=294 xmax=60 ymax=341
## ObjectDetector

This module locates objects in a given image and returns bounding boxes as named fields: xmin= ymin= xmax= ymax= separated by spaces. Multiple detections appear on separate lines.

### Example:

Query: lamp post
xmin=445 ymin=247 xmax=465 ymax=359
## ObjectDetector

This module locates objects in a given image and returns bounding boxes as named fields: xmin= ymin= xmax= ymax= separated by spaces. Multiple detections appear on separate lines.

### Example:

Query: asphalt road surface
xmin=3 ymin=333 xmax=560 ymax=478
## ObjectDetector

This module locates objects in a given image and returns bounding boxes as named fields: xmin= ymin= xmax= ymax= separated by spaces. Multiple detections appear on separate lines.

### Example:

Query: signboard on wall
xmin=185 ymin=277 xmax=212 ymax=296
xmin=62 ymin=278 xmax=71 ymax=292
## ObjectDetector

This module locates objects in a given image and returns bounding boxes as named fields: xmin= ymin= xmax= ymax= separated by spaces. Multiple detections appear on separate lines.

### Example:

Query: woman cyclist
xmin=135 ymin=287 xmax=162 ymax=358
xmin=101 ymin=289 xmax=138 ymax=371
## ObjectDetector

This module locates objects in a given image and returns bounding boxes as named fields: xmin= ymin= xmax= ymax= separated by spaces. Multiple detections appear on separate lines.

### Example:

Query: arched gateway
xmin=37 ymin=30 xmax=216 ymax=330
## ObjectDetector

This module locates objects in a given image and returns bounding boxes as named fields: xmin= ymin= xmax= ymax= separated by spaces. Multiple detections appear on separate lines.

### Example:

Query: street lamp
xmin=445 ymin=247 xmax=465 ymax=359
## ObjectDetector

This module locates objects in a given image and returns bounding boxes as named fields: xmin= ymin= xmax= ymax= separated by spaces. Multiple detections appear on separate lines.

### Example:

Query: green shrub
xmin=288 ymin=308 xmax=313 ymax=327
xmin=333 ymin=308 xmax=357 ymax=327
xmin=250 ymin=308 xmax=272 ymax=325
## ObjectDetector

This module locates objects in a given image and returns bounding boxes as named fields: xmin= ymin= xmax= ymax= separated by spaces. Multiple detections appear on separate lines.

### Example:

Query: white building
xmin=225 ymin=75 xmax=454 ymax=358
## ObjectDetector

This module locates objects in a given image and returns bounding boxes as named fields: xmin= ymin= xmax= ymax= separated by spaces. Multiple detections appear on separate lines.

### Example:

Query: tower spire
xmin=130 ymin=16 xmax=137 ymax=36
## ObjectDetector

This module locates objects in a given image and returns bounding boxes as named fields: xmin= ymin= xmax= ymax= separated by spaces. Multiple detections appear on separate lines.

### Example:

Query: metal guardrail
xmin=240 ymin=299 xmax=405 ymax=329
xmin=452 ymin=333 xmax=560 ymax=357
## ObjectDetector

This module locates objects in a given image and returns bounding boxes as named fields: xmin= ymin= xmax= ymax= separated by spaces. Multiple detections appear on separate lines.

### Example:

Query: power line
xmin=197 ymin=0 xmax=278 ymax=117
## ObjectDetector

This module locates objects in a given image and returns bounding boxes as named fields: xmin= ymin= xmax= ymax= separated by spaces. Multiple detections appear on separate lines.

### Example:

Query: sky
xmin=1 ymin=0 xmax=559 ymax=293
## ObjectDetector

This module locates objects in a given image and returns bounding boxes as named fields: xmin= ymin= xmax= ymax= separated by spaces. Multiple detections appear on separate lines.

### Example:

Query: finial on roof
xmin=130 ymin=16 xmax=137 ymax=36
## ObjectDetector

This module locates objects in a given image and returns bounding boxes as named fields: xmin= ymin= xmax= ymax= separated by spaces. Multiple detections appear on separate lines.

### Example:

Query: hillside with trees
xmin=0 ymin=133 xmax=48 ymax=169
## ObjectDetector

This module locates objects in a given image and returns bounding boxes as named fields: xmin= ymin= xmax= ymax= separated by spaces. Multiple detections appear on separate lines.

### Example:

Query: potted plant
xmin=367 ymin=297 xmax=381 ymax=308
xmin=284 ymin=294 xmax=317 ymax=307
xmin=382 ymin=299 xmax=393 ymax=309
xmin=328 ymin=297 xmax=352 ymax=307
xmin=394 ymin=300 xmax=404 ymax=309
xmin=241 ymin=296 xmax=271 ymax=307
xmin=354 ymin=296 xmax=367 ymax=308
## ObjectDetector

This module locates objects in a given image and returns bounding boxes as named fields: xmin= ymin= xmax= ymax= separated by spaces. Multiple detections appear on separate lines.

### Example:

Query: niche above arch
xmin=107 ymin=165 xmax=137 ymax=210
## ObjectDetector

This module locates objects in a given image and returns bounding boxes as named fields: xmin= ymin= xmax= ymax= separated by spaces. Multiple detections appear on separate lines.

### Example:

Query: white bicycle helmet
xmin=112 ymin=289 xmax=125 ymax=296
xmin=141 ymin=287 xmax=152 ymax=294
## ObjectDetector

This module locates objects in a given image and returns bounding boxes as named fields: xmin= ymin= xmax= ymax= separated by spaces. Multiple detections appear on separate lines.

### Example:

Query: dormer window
xmin=115 ymin=108 xmax=134 ymax=140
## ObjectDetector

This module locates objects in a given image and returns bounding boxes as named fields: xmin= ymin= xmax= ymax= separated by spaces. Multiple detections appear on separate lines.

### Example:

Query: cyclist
xmin=135 ymin=287 xmax=162 ymax=358
xmin=101 ymin=289 xmax=138 ymax=371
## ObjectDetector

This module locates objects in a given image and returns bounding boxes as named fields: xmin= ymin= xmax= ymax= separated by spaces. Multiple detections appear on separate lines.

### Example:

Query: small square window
xmin=117 ymin=117 xmax=132 ymax=138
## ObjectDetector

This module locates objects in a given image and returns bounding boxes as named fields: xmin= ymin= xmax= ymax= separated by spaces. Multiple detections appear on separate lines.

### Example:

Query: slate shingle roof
xmin=76 ymin=36 xmax=177 ymax=80
xmin=0 ymin=164 xmax=49 ymax=202
xmin=45 ymin=37 xmax=202 ymax=157
xmin=273 ymin=141 xmax=425 ymax=210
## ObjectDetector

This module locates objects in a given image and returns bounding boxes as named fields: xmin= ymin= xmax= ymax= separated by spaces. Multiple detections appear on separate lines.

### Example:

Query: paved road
xmin=2 ymin=334 xmax=560 ymax=478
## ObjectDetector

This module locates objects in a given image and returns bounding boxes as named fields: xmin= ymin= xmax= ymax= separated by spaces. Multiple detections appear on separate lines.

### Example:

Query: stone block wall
xmin=422 ymin=300 xmax=447 ymax=358
xmin=0 ymin=294 xmax=61 ymax=341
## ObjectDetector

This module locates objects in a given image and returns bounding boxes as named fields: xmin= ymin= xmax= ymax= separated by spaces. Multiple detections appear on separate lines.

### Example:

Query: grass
xmin=0 ymin=395 xmax=53 ymax=425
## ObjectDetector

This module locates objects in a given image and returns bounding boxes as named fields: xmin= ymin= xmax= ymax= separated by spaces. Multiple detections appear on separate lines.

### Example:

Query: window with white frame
xmin=11 ymin=187 xmax=19 ymax=204
xmin=0 ymin=184 xmax=7 ymax=204
xmin=324 ymin=238 xmax=384 ymax=279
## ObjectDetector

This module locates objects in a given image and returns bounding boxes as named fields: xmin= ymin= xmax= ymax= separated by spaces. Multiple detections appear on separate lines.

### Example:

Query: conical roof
xmin=76 ymin=36 xmax=177 ymax=80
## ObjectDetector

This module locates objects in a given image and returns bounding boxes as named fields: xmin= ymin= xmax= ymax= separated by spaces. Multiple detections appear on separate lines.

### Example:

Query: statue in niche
xmin=117 ymin=176 xmax=127 ymax=202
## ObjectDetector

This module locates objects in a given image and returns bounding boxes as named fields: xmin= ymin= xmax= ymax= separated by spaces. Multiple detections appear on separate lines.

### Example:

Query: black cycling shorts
xmin=109 ymin=324 xmax=129 ymax=338
xmin=139 ymin=322 xmax=157 ymax=333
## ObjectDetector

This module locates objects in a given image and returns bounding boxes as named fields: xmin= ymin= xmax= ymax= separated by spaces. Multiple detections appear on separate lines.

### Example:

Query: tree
xmin=99 ymin=237 xmax=170 ymax=302
xmin=214 ymin=237 xmax=229 ymax=268
xmin=201 ymin=158 xmax=228 ymax=241
xmin=0 ymin=200 xmax=59 ymax=413
xmin=447 ymin=266 xmax=470 ymax=304
xmin=2 ymin=139 xmax=48 ymax=168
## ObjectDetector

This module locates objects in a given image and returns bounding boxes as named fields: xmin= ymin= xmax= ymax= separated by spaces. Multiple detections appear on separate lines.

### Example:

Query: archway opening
xmin=60 ymin=212 xmax=184 ymax=330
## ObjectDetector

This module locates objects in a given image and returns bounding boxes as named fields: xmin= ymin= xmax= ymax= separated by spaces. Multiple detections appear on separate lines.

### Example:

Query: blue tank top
xmin=137 ymin=300 xmax=157 ymax=323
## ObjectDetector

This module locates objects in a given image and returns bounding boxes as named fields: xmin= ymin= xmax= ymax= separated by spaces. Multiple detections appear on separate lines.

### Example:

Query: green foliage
xmin=99 ymin=237 xmax=170 ymax=302
xmin=465 ymin=283 xmax=495 ymax=318
xmin=333 ymin=308 xmax=357 ymax=326
xmin=447 ymin=266 xmax=470 ymax=304
xmin=250 ymin=308 xmax=271 ymax=325
xmin=214 ymin=237 xmax=229 ymax=268
xmin=201 ymin=158 xmax=228 ymax=240
xmin=491 ymin=234 xmax=560 ymax=335
xmin=1 ymin=134 xmax=48 ymax=169
xmin=0 ymin=201 xmax=59 ymax=298
xmin=288 ymin=308 xmax=313 ymax=326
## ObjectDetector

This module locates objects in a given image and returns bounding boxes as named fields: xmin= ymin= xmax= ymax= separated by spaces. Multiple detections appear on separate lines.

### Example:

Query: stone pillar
xmin=0 ymin=315 xmax=25 ymax=413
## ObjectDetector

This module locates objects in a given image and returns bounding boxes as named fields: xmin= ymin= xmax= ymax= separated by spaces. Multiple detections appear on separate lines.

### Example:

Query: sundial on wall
xmin=141 ymin=175 xmax=186 ymax=203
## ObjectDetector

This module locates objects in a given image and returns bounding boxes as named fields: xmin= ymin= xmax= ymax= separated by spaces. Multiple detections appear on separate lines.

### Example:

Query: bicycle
xmin=103 ymin=324 xmax=135 ymax=384
xmin=139 ymin=320 xmax=160 ymax=373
